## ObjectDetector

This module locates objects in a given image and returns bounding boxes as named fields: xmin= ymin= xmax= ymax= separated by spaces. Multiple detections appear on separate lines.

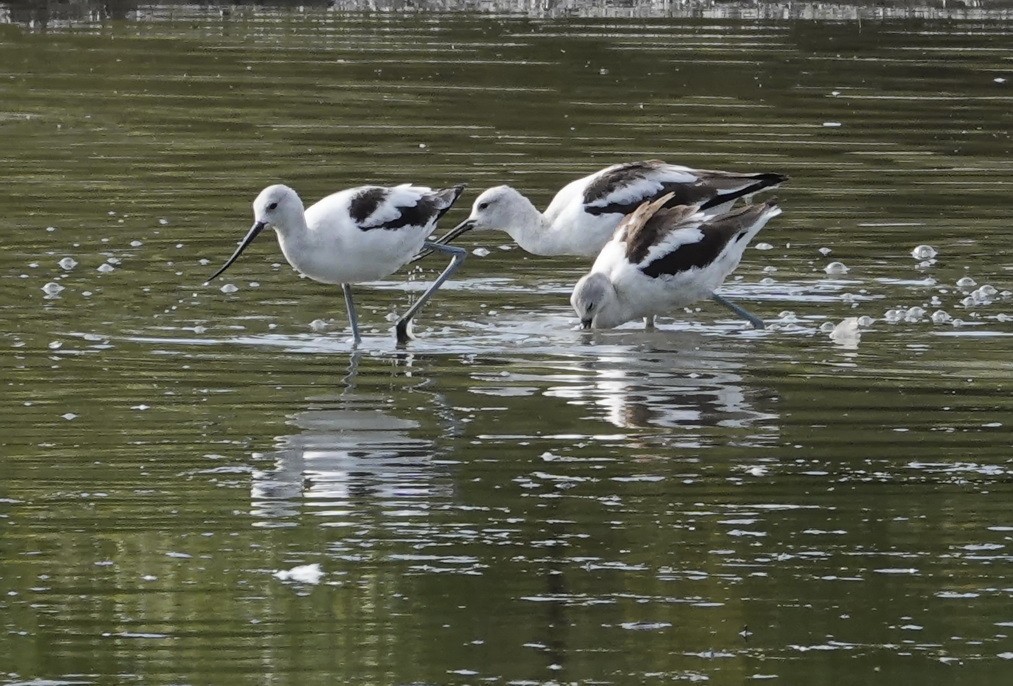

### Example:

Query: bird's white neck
xmin=498 ymin=197 xmax=560 ymax=256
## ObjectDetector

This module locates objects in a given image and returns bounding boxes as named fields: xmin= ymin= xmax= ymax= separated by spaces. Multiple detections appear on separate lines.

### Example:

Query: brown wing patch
xmin=619 ymin=193 xmax=699 ymax=263
xmin=638 ymin=201 xmax=777 ymax=278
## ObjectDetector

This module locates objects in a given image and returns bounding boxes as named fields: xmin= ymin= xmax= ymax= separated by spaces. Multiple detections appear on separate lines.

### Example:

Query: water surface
xmin=1 ymin=3 xmax=1011 ymax=684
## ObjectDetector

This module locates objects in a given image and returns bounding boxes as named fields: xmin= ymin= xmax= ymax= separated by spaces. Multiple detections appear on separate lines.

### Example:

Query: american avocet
xmin=571 ymin=194 xmax=782 ymax=330
xmin=429 ymin=160 xmax=786 ymax=257
xmin=207 ymin=183 xmax=467 ymax=344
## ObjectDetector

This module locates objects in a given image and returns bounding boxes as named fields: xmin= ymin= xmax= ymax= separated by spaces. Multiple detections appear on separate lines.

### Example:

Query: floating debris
xmin=273 ymin=563 xmax=323 ymax=584
xmin=824 ymin=261 xmax=849 ymax=275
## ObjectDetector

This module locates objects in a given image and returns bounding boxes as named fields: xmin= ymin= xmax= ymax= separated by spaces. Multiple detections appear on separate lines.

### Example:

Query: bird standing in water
xmin=207 ymin=183 xmax=467 ymax=344
xmin=429 ymin=160 xmax=786 ymax=257
xmin=571 ymin=194 xmax=783 ymax=330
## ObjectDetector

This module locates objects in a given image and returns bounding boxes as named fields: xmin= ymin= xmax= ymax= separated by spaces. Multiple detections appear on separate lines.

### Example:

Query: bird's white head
xmin=436 ymin=185 xmax=542 ymax=252
xmin=205 ymin=184 xmax=304 ymax=284
xmin=252 ymin=184 xmax=304 ymax=232
xmin=465 ymin=185 xmax=532 ymax=232
xmin=571 ymin=272 xmax=622 ymax=329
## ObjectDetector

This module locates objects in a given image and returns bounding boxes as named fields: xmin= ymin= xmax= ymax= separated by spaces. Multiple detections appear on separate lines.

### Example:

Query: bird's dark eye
xmin=477 ymin=201 xmax=490 ymax=211
xmin=267 ymin=202 xmax=278 ymax=211
xmin=588 ymin=303 xmax=596 ymax=311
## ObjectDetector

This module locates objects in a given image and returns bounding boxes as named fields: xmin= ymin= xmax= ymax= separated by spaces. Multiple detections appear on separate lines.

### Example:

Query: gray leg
xmin=395 ymin=242 xmax=467 ymax=344
xmin=712 ymin=293 xmax=765 ymax=329
xmin=342 ymin=283 xmax=362 ymax=345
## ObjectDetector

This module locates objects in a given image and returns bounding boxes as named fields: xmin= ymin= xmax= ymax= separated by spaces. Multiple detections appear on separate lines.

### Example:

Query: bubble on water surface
xmin=42 ymin=282 xmax=65 ymax=295
xmin=824 ymin=261 xmax=849 ymax=275
xmin=754 ymin=242 xmax=773 ymax=251
xmin=472 ymin=247 xmax=491 ymax=257
xmin=911 ymin=245 xmax=937 ymax=260
xmin=97 ymin=263 xmax=114 ymax=273
xmin=818 ymin=247 xmax=832 ymax=256
xmin=829 ymin=317 xmax=861 ymax=348
xmin=58 ymin=257 xmax=77 ymax=270
xmin=130 ymin=240 xmax=143 ymax=247
xmin=62 ymin=412 xmax=77 ymax=421
xmin=905 ymin=306 xmax=925 ymax=321
xmin=220 ymin=283 xmax=239 ymax=294
xmin=931 ymin=310 xmax=952 ymax=324
xmin=857 ymin=316 xmax=874 ymax=326
xmin=971 ymin=285 xmax=997 ymax=304
xmin=956 ymin=276 xmax=977 ymax=289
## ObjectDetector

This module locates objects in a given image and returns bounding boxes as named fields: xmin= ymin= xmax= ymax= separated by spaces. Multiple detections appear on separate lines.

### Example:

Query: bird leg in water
xmin=395 ymin=242 xmax=468 ymax=344
xmin=342 ymin=283 xmax=362 ymax=345
xmin=711 ymin=293 xmax=765 ymax=329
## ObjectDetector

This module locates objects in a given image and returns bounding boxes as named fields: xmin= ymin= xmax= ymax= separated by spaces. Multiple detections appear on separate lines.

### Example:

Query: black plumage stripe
xmin=349 ymin=185 xmax=465 ymax=232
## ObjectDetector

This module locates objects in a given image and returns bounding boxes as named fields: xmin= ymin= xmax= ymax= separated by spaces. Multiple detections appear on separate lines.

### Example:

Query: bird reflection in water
xmin=250 ymin=351 xmax=459 ymax=523
xmin=548 ymin=331 xmax=779 ymax=437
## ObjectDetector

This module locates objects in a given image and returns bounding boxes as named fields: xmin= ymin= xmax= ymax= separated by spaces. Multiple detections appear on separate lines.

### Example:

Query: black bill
xmin=205 ymin=220 xmax=267 ymax=284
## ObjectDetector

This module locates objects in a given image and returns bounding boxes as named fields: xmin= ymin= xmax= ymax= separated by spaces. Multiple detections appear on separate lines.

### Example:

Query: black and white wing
xmin=552 ymin=160 xmax=786 ymax=219
xmin=344 ymin=184 xmax=465 ymax=232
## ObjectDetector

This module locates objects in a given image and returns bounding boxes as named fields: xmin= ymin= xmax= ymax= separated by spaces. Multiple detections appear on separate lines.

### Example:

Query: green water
xmin=1 ymin=3 xmax=1011 ymax=685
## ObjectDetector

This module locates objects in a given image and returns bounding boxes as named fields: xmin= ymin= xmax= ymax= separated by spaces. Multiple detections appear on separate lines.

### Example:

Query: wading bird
xmin=207 ymin=183 xmax=467 ymax=344
xmin=428 ymin=160 xmax=786 ymax=257
xmin=571 ymin=194 xmax=782 ymax=330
